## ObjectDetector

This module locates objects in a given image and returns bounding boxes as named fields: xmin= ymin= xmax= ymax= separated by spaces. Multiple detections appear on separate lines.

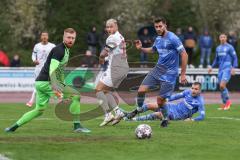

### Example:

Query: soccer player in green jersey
xmin=5 ymin=28 xmax=91 ymax=133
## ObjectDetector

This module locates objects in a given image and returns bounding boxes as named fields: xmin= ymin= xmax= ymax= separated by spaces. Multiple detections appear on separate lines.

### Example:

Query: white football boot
xmin=99 ymin=113 xmax=114 ymax=127
xmin=112 ymin=108 xmax=125 ymax=125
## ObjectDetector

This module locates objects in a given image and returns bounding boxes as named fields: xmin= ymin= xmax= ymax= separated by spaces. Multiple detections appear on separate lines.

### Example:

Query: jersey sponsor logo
xmin=218 ymin=52 xmax=226 ymax=56
xmin=183 ymin=75 xmax=218 ymax=91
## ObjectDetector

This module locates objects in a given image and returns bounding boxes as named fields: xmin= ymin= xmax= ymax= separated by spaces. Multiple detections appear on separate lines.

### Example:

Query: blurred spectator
xmin=10 ymin=54 xmax=21 ymax=67
xmin=0 ymin=50 xmax=10 ymax=66
xmin=80 ymin=50 xmax=98 ymax=68
xmin=99 ymin=28 xmax=108 ymax=52
xmin=198 ymin=29 xmax=213 ymax=68
xmin=176 ymin=28 xmax=184 ymax=43
xmin=227 ymin=31 xmax=238 ymax=50
xmin=86 ymin=26 xmax=99 ymax=56
xmin=139 ymin=28 xmax=152 ymax=67
xmin=184 ymin=26 xmax=197 ymax=68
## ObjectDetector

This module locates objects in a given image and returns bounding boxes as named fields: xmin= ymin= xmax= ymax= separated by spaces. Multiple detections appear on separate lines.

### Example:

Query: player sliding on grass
xmin=208 ymin=33 xmax=238 ymax=110
xmin=125 ymin=82 xmax=205 ymax=122
xmin=5 ymin=28 xmax=91 ymax=133
xmin=95 ymin=19 xmax=129 ymax=126
xmin=123 ymin=17 xmax=188 ymax=127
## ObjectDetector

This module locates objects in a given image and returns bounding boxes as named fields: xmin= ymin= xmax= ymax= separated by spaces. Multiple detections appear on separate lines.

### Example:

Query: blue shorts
xmin=141 ymin=66 xmax=176 ymax=98
xmin=218 ymin=68 xmax=231 ymax=83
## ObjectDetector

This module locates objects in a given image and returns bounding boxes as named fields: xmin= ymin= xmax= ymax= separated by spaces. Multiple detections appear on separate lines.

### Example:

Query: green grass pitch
xmin=0 ymin=103 xmax=240 ymax=160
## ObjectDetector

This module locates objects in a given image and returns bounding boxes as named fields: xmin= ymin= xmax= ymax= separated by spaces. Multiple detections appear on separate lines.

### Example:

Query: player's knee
xmin=219 ymin=84 xmax=226 ymax=90
xmin=138 ymin=85 xmax=147 ymax=93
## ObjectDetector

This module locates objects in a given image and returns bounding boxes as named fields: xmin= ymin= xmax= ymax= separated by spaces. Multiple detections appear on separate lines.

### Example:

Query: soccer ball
xmin=135 ymin=124 xmax=152 ymax=139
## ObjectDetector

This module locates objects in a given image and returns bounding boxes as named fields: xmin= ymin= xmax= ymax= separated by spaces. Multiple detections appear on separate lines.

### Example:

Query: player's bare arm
xmin=135 ymin=40 xmax=153 ymax=53
xmin=33 ymin=60 xmax=40 ymax=65
xmin=231 ymin=67 xmax=236 ymax=75
xmin=99 ymin=47 xmax=109 ymax=64
xmin=180 ymin=50 xmax=188 ymax=84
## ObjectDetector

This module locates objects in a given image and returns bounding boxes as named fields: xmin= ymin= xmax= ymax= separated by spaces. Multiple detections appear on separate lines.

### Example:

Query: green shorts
xmin=35 ymin=81 xmax=54 ymax=109
xmin=35 ymin=81 xmax=80 ymax=109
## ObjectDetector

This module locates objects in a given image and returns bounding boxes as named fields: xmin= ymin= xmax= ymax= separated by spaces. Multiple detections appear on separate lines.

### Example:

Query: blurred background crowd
xmin=0 ymin=0 xmax=239 ymax=68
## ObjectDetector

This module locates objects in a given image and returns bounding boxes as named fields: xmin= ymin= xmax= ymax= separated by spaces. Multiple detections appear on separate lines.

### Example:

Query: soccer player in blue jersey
xmin=208 ymin=33 xmax=238 ymax=110
xmin=124 ymin=17 xmax=188 ymax=127
xmin=126 ymin=82 xmax=205 ymax=122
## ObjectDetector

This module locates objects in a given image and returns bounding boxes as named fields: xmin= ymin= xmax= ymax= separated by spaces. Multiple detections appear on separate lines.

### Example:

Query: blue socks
xmin=221 ymin=88 xmax=229 ymax=104
xmin=136 ymin=113 xmax=158 ymax=121
xmin=137 ymin=92 xmax=145 ymax=108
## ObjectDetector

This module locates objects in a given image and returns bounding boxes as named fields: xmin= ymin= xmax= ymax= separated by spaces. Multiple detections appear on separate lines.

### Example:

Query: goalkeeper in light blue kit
xmin=127 ymin=82 xmax=205 ymax=122
xmin=208 ymin=33 xmax=238 ymax=110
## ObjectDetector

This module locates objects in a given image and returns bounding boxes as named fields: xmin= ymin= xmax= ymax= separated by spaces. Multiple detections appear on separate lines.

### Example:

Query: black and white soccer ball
xmin=135 ymin=124 xmax=152 ymax=139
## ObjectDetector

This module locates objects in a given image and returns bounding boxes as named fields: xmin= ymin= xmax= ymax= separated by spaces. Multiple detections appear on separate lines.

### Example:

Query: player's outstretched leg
xmin=126 ymin=85 xmax=148 ymax=119
xmin=134 ymin=112 xmax=161 ymax=121
xmin=96 ymin=91 xmax=114 ymax=126
xmin=5 ymin=105 xmax=46 ymax=133
xmin=157 ymin=96 xmax=169 ymax=127
xmin=105 ymin=92 xmax=125 ymax=125
xmin=5 ymin=82 xmax=51 ymax=133
xmin=63 ymin=85 xmax=91 ymax=133
xmin=125 ymin=103 xmax=151 ymax=120
xmin=69 ymin=95 xmax=91 ymax=133
xmin=219 ymin=82 xmax=231 ymax=110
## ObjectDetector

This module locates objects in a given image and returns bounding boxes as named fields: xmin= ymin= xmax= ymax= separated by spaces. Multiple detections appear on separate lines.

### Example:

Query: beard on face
xmin=65 ymin=42 xmax=74 ymax=48
xmin=157 ymin=30 xmax=165 ymax=36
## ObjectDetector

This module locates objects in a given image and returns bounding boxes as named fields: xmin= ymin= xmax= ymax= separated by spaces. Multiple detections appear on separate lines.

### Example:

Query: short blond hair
xmin=64 ymin=28 xmax=76 ymax=34
xmin=106 ymin=19 xmax=117 ymax=25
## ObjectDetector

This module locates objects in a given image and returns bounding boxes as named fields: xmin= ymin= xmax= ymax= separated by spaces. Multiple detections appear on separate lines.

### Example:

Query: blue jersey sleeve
xmin=172 ymin=36 xmax=185 ymax=54
xmin=193 ymin=97 xmax=205 ymax=121
xmin=152 ymin=39 xmax=157 ymax=52
xmin=168 ymin=89 xmax=188 ymax=101
xmin=229 ymin=46 xmax=238 ymax=68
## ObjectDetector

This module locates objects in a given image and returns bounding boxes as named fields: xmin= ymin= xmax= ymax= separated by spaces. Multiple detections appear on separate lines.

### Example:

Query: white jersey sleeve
xmin=106 ymin=35 xmax=119 ymax=49
xmin=32 ymin=44 xmax=38 ymax=62
xmin=32 ymin=42 xmax=55 ymax=68
xmin=106 ymin=32 xmax=128 ymax=68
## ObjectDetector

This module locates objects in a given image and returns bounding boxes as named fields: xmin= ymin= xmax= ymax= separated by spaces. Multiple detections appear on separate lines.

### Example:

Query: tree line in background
xmin=0 ymin=0 xmax=239 ymax=66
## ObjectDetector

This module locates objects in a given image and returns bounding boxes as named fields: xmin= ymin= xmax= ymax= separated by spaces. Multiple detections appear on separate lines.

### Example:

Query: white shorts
xmin=99 ymin=66 xmax=129 ymax=88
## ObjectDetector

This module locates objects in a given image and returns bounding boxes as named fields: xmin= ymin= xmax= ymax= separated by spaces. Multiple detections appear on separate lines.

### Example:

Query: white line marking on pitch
xmin=0 ymin=117 xmax=103 ymax=121
xmin=0 ymin=118 xmax=55 ymax=121
xmin=0 ymin=154 xmax=11 ymax=160
xmin=209 ymin=117 xmax=240 ymax=121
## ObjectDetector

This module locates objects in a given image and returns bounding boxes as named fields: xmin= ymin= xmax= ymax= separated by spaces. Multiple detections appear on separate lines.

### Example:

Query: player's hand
xmin=54 ymin=91 xmax=63 ymax=99
xmin=52 ymin=83 xmax=64 ymax=99
xmin=160 ymin=120 xmax=168 ymax=128
xmin=208 ymin=67 xmax=212 ymax=74
xmin=99 ymin=57 xmax=105 ymax=65
xmin=134 ymin=40 xmax=142 ymax=50
xmin=180 ymin=74 xmax=188 ymax=85
xmin=33 ymin=60 xmax=39 ymax=65
xmin=231 ymin=68 xmax=236 ymax=75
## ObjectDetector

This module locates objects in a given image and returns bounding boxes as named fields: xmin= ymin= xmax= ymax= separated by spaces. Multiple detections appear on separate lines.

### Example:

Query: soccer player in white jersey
xmin=26 ymin=32 xmax=55 ymax=107
xmin=95 ymin=19 xmax=129 ymax=126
